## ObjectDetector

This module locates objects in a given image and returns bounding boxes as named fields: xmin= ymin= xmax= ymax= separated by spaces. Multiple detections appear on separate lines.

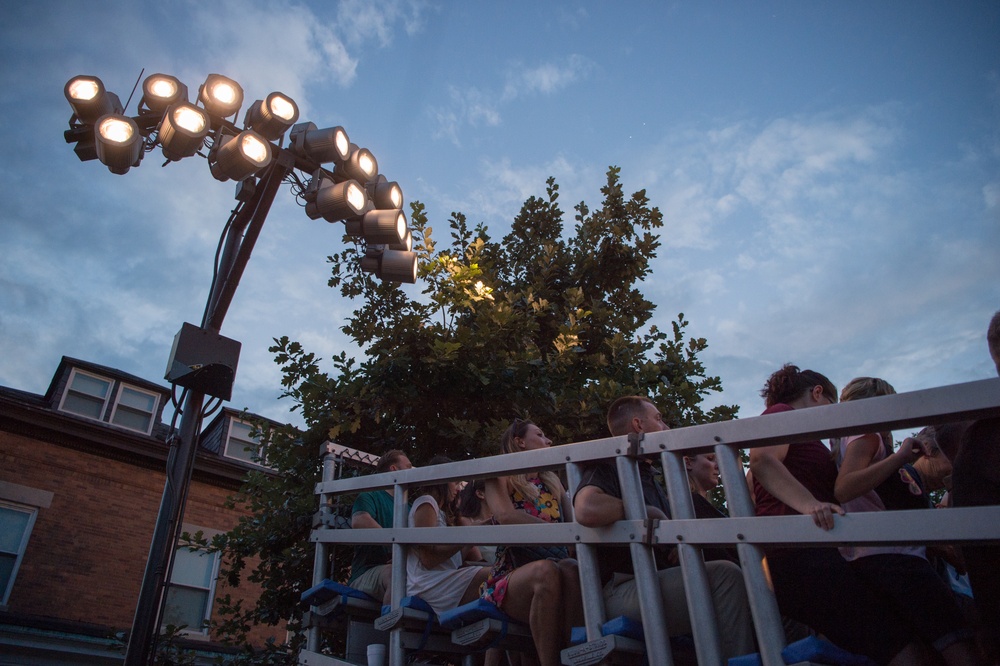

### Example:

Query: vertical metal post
xmin=566 ymin=463 xmax=607 ymax=641
xmin=660 ymin=450 xmax=724 ymax=665
xmin=714 ymin=443 xmax=786 ymax=666
xmin=389 ymin=481 xmax=408 ymax=666
xmin=616 ymin=450 xmax=673 ymax=666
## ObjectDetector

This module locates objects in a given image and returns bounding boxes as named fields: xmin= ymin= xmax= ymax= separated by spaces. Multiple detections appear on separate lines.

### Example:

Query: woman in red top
xmin=749 ymin=364 xmax=925 ymax=666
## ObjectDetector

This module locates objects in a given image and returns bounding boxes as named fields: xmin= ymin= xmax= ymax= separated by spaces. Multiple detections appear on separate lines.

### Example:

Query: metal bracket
xmin=626 ymin=431 xmax=644 ymax=458
xmin=643 ymin=517 xmax=660 ymax=546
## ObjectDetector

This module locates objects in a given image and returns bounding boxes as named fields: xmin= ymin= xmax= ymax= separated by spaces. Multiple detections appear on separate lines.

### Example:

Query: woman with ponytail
xmin=749 ymin=364 xmax=924 ymax=666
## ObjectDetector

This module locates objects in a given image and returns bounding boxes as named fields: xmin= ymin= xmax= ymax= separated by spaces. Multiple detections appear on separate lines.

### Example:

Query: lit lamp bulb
xmin=94 ymin=115 xmax=143 ymax=174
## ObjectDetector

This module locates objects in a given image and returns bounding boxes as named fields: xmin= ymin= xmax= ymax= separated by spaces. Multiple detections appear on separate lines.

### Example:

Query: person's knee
xmin=525 ymin=559 xmax=561 ymax=594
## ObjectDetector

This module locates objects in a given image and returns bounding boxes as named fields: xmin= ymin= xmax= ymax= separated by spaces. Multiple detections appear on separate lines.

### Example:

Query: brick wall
xmin=0 ymin=429 xmax=281 ymax=647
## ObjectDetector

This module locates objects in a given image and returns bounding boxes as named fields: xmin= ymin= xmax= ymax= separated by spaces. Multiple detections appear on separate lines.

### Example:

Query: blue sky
xmin=1 ymin=1 xmax=997 ymax=431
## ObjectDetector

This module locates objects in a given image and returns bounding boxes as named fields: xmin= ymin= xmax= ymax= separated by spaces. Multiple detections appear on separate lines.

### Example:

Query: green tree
xmin=208 ymin=167 xmax=738 ymax=659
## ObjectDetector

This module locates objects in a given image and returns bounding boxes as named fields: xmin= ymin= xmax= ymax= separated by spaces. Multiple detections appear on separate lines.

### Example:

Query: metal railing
xmin=304 ymin=377 xmax=1000 ymax=666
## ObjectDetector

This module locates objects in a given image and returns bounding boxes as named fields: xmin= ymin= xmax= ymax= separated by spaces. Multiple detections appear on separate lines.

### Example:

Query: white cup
xmin=366 ymin=643 xmax=386 ymax=666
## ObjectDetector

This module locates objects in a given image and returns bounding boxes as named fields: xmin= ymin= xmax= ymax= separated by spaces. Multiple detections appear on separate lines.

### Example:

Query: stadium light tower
xmin=63 ymin=71 xmax=418 ymax=665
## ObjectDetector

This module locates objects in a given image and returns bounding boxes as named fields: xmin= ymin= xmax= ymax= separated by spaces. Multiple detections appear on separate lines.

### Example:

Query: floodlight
xmin=245 ymin=92 xmax=299 ymax=140
xmin=94 ymin=114 xmax=144 ymax=174
xmin=198 ymin=74 xmax=243 ymax=118
xmin=140 ymin=74 xmax=188 ymax=114
xmin=209 ymin=130 xmax=272 ymax=181
xmin=361 ymin=247 xmax=417 ymax=284
xmin=388 ymin=229 xmax=412 ymax=252
xmin=368 ymin=175 xmax=403 ymax=210
xmin=158 ymin=103 xmax=210 ymax=161
xmin=65 ymin=75 xmax=123 ymax=124
xmin=345 ymin=209 xmax=407 ymax=246
xmin=339 ymin=144 xmax=378 ymax=183
xmin=304 ymin=178 xmax=368 ymax=222
xmin=289 ymin=122 xmax=350 ymax=165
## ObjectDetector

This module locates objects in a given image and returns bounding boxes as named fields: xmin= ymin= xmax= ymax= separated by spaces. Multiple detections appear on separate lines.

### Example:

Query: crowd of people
xmin=343 ymin=310 xmax=1000 ymax=665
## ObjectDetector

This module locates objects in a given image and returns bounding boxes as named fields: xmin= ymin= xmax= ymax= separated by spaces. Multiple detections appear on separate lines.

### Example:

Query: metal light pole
xmin=62 ymin=70 xmax=418 ymax=666
xmin=124 ymin=153 xmax=294 ymax=666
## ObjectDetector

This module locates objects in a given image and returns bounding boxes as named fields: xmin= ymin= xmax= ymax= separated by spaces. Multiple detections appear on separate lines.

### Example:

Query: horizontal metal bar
xmin=315 ymin=378 xmax=1000 ymax=495
xmin=311 ymin=505 xmax=1000 ymax=546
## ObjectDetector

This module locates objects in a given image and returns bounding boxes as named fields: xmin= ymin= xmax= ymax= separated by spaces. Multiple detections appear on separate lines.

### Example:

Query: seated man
xmin=573 ymin=396 xmax=756 ymax=660
xmin=347 ymin=449 xmax=413 ymax=603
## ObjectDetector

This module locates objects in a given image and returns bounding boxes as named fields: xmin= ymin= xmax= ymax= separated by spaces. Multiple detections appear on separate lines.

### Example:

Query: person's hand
xmin=645 ymin=505 xmax=668 ymax=520
xmin=804 ymin=500 xmax=844 ymax=530
xmin=894 ymin=437 xmax=925 ymax=465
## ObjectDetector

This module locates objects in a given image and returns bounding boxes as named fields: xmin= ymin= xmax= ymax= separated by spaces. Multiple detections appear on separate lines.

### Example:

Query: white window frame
xmin=109 ymin=383 xmax=160 ymax=435
xmin=161 ymin=546 xmax=220 ymax=636
xmin=0 ymin=501 xmax=38 ymax=607
xmin=223 ymin=417 xmax=269 ymax=467
xmin=58 ymin=368 xmax=112 ymax=422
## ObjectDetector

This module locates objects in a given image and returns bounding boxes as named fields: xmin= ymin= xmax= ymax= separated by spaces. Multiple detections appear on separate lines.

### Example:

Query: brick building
xmin=0 ymin=357 xmax=285 ymax=664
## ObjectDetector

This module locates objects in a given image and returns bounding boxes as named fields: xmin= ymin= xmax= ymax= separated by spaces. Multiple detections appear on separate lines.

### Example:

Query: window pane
xmin=112 ymin=406 xmax=153 ymax=432
xmin=119 ymin=387 xmax=156 ymax=411
xmin=171 ymin=548 xmax=214 ymax=588
xmin=162 ymin=586 xmax=209 ymax=631
xmin=70 ymin=373 xmax=111 ymax=399
xmin=229 ymin=420 xmax=254 ymax=441
xmin=224 ymin=439 xmax=258 ymax=463
xmin=0 ymin=507 xmax=29 ymax=553
xmin=62 ymin=392 xmax=106 ymax=420
xmin=0 ymin=554 xmax=14 ymax=598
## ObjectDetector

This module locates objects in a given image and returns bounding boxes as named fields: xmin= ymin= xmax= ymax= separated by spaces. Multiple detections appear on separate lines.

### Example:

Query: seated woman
xmin=749 ymin=364 xmax=925 ymax=666
xmin=685 ymin=452 xmax=740 ymax=564
xmin=456 ymin=479 xmax=497 ymax=565
xmin=406 ymin=456 xmax=490 ymax=615
xmin=835 ymin=377 xmax=979 ymax=665
xmin=481 ymin=418 xmax=582 ymax=666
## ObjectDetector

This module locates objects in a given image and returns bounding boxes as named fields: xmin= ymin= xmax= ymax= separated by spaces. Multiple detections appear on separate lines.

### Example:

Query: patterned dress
xmin=480 ymin=476 xmax=564 ymax=607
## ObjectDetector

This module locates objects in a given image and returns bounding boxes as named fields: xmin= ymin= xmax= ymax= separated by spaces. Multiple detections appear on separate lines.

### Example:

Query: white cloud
xmin=502 ymin=54 xmax=594 ymax=100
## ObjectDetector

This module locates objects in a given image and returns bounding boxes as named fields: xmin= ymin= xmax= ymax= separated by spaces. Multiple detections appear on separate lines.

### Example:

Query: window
xmin=0 ymin=502 xmax=37 ymax=606
xmin=161 ymin=547 xmax=219 ymax=634
xmin=223 ymin=418 xmax=267 ymax=466
xmin=59 ymin=369 xmax=112 ymax=421
xmin=110 ymin=384 xmax=159 ymax=434
xmin=58 ymin=367 xmax=160 ymax=434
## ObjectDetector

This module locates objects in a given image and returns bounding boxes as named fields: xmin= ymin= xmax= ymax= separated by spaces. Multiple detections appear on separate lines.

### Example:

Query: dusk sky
xmin=1 ymin=1 xmax=997 ymax=433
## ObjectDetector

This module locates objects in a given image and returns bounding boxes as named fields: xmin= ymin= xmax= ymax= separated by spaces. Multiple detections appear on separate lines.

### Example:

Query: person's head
xmin=375 ymin=449 xmax=413 ymax=474
xmin=413 ymin=455 xmax=460 ymax=522
xmin=932 ymin=421 xmax=973 ymax=463
xmin=606 ymin=396 xmax=669 ymax=437
xmin=839 ymin=377 xmax=896 ymax=403
xmin=499 ymin=418 xmax=565 ymax=501
xmin=500 ymin=419 xmax=552 ymax=454
xmin=760 ymin=364 xmax=837 ymax=409
xmin=911 ymin=426 xmax=952 ymax=492
xmin=685 ymin=453 xmax=719 ymax=497
xmin=456 ymin=479 xmax=489 ymax=520
xmin=988 ymin=310 xmax=1000 ymax=376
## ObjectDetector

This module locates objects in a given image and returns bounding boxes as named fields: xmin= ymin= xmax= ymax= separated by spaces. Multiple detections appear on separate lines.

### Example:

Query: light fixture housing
xmin=388 ymin=229 xmax=413 ymax=252
xmin=159 ymin=103 xmax=210 ymax=161
xmin=289 ymin=122 xmax=350 ymax=165
xmin=361 ymin=247 xmax=417 ymax=284
xmin=94 ymin=114 xmax=144 ymax=174
xmin=304 ymin=177 xmax=368 ymax=222
xmin=209 ymin=130 xmax=272 ymax=181
xmin=140 ymin=74 xmax=188 ymax=115
xmin=198 ymin=74 xmax=244 ymax=118
xmin=339 ymin=144 xmax=378 ymax=183
xmin=345 ymin=209 xmax=407 ymax=246
xmin=65 ymin=75 xmax=122 ymax=124
xmin=368 ymin=175 xmax=403 ymax=210
xmin=245 ymin=92 xmax=299 ymax=140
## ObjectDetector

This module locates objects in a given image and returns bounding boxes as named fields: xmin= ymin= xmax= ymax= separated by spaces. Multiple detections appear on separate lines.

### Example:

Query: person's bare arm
xmin=573 ymin=485 xmax=625 ymax=527
xmin=749 ymin=443 xmax=843 ymax=530
xmin=351 ymin=511 xmax=381 ymax=529
xmin=835 ymin=434 xmax=922 ymax=503
xmin=411 ymin=502 xmax=462 ymax=569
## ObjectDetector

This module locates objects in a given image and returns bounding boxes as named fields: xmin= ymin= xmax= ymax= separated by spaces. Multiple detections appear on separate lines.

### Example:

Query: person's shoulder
xmin=762 ymin=403 xmax=793 ymax=416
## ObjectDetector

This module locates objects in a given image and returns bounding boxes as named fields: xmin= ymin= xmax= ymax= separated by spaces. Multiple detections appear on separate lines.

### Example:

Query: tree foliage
xmin=208 ymin=167 xmax=738 ymax=658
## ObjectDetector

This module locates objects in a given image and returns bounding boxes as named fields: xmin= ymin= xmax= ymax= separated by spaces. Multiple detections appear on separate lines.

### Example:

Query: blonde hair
xmin=500 ymin=419 xmax=565 ymax=500
xmin=838 ymin=377 xmax=896 ymax=460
